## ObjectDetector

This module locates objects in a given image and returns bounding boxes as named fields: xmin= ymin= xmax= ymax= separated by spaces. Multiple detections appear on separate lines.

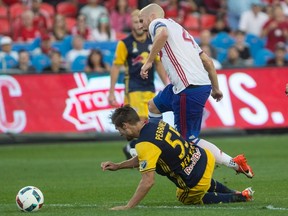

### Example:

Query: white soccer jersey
xmin=149 ymin=18 xmax=211 ymax=94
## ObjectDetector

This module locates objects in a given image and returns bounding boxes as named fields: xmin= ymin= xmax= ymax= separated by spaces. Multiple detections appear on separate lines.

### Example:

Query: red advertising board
xmin=0 ymin=67 xmax=287 ymax=134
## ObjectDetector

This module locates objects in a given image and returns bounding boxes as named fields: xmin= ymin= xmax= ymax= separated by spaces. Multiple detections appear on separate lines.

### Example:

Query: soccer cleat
xmin=241 ymin=187 xmax=254 ymax=201
xmin=122 ymin=144 xmax=132 ymax=160
xmin=233 ymin=154 xmax=254 ymax=178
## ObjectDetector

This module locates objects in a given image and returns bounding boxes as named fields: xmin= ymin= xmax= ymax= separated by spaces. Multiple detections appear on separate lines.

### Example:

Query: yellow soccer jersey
xmin=135 ymin=120 xmax=208 ymax=189
xmin=113 ymin=34 xmax=160 ymax=93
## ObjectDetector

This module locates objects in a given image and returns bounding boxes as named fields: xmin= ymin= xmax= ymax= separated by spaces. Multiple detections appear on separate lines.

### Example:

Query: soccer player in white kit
xmin=139 ymin=3 xmax=254 ymax=178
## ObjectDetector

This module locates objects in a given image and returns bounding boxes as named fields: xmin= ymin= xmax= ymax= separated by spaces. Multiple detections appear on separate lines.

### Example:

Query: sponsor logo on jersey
xmin=139 ymin=160 xmax=147 ymax=171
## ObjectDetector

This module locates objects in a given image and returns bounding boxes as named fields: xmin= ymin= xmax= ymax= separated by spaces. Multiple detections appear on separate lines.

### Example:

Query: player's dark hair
xmin=111 ymin=105 xmax=140 ymax=128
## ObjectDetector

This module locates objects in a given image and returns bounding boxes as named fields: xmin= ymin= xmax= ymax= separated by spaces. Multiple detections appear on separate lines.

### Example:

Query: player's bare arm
xmin=101 ymin=156 xmax=139 ymax=171
xmin=141 ymin=27 xmax=168 ymax=79
xmin=110 ymin=171 xmax=155 ymax=210
xmin=200 ymin=52 xmax=223 ymax=102
xmin=108 ymin=64 xmax=122 ymax=107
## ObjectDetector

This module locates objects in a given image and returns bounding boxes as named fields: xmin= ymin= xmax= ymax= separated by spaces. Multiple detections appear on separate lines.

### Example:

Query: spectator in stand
xmin=222 ymin=46 xmax=247 ymax=69
xmin=267 ymin=42 xmax=288 ymax=67
xmin=226 ymin=0 xmax=262 ymax=32
xmin=71 ymin=14 xmax=93 ymax=41
xmin=92 ymin=15 xmax=116 ymax=41
xmin=233 ymin=30 xmax=253 ymax=66
xmin=0 ymin=36 xmax=19 ymax=69
xmin=2 ymin=0 xmax=20 ymax=6
xmin=51 ymin=14 xmax=68 ymax=41
xmin=239 ymin=3 xmax=269 ymax=37
xmin=80 ymin=0 xmax=109 ymax=29
xmin=261 ymin=4 xmax=288 ymax=51
xmin=159 ymin=0 xmax=197 ymax=26
xmin=32 ymin=34 xmax=54 ymax=56
xmin=42 ymin=0 xmax=64 ymax=7
xmin=199 ymin=29 xmax=217 ymax=59
xmin=263 ymin=3 xmax=274 ymax=18
xmin=280 ymin=0 xmax=288 ymax=16
xmin=210 ymin=16 xmax=231 ymax=36
xmin=110 ymin=0 xmax=132 ymax=33
xmin=29 ymin=0 xmax=50 ymax=35
xmin=199 ymin=0 xmax=226 ymax=16
xmin=13 ymin=10 xmax=41 ymax=42
xmin=65 ymin=35 xmax=90 ymax=70
xmin=13 ymin=50 xmax=36 ymax=74
xmin=43 ymin=50 xmax=67 ymax=73
xmin=200 ymin=44 xmax=222 ymax=69
xmin=84 ymin=49 xmax=110 ymax=73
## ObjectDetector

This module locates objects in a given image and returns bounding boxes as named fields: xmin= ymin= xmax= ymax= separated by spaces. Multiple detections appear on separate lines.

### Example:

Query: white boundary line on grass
xmin=46 ymin=204 xmax=288 ymax=211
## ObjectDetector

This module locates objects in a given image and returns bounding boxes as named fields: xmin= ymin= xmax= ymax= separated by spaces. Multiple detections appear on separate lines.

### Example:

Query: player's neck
xmin=135 ymin=121 xmax=146 ymax=137
xmin=133 ymin=33 xmax=147 ymax=43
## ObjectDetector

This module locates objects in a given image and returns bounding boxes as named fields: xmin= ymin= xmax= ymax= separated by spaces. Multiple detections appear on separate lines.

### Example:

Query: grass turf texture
xmin=0 ymin=134 xmax=288 ymax=216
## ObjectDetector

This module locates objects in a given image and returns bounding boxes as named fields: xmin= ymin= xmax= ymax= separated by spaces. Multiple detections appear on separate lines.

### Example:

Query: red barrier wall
xmin=0 ymin=67 xmax=287 ymax=134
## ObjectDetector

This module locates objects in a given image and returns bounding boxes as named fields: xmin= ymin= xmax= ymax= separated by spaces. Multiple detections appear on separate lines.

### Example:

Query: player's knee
xmin=148 ymin=100 xmax=160 ymax=114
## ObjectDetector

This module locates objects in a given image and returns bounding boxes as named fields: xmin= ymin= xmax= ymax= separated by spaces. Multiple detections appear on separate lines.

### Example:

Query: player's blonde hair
xmin=131 ymin=9 xmax=140 ymax=18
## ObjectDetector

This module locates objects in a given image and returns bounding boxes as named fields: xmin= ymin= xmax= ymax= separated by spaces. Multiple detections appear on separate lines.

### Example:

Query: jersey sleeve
xmin=113 ymin=40 xmax=128 ymax=65
xmin=149 ymin=19 xmax=167 ymax=39
xmin=136 ymin=141 xmax=162 ymax=173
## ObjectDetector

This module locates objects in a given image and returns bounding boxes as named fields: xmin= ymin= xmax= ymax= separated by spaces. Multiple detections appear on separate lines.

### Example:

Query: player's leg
xmin=122 ymin=91 xmax=155 ymax=159
xmin=122 ymin=139 xmax=137 ymax=159
xmin=148 ymin=84 xmax=174 ymax=123
xmin=203 ymin=179 xmax=254 ymax=203
xmin=176 ymin=86 xmax=254 ymax=178
xmin=202 ymin=187 xmax=254 ymax=204
xmin=197 ymin=139 xmax=254 ymax=178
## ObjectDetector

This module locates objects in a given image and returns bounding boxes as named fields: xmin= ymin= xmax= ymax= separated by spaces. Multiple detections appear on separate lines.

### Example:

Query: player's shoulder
xmin=122 ymin=34 xmax=135 ymax=45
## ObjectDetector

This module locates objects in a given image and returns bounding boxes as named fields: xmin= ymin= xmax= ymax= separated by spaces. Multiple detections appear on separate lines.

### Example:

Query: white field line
xmin=45 ymin=204 xmax=288 ymax=211
xmin=2 ymin=203 xmax=287 ymax=211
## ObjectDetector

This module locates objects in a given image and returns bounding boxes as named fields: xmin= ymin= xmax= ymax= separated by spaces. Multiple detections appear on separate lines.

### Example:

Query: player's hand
xmin=101 ymin=161 xmax=119 ymax=171
xmin=140 ymin=62 xmax=153 ymax=79
xmin=285 ymin=83 xmax=288 ymax=96
xmin=110 ymin=205 xmax=129 ymax=210
xmin=211 ymin=89 xmax=223 ymax=102
xmin=108 ymin=93 xmax=119 ymax=107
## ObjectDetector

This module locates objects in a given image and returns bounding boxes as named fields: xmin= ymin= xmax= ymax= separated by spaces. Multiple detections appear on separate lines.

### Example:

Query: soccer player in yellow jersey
xmin=108 ymin=9 xmax=168 ymax=158
xmin=101 ymin=105 xmax=254 ymax=210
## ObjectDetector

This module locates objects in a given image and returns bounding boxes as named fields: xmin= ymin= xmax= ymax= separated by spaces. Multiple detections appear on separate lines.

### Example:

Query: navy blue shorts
xmin=153 ymin=84 xmax=211 ymax=141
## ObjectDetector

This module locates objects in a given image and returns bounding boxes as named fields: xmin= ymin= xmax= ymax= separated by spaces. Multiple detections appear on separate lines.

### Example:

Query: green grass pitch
xmin=0 ymin=134 xmax=288 ymax=216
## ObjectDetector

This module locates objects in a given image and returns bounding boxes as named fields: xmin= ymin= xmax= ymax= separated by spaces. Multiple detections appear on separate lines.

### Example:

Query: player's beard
xmin=134 ymin=29 xmax=144 ymax=37
xmin=126 ymin=136 xmax=133 ymax=141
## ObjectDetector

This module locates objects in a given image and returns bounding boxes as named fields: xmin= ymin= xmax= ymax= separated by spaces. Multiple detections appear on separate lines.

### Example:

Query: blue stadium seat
xmin=83 ymin=41 xmax=117 ymax=52
xmin=71 ymin=55 xmax=87 ymax=72
xmin=52 ymin=35 xmax=73 ymax=57
xmin=215 ymin=47 xmax=228 ymax=63
xmin=0 ymin=55 xmax=18 ymax=69
xmin=245 ymin=33 xmax=266 ymax=59
xmin=12 ymin=37 xmax=41 ymax=52
xmin=31 ymin=54 xmax=51 ymax=72
xmin=211 ymin=32 xmax=235 ymax=49
xmin=51 ymin=41 xmax=65 ymax=57
xmin=83 ymin=41 xmax=117 ymax=66
xmin=102 ymin=50 xmax=115 ymax=66
xmin=254 ymin=48 xmax=274 ymax=67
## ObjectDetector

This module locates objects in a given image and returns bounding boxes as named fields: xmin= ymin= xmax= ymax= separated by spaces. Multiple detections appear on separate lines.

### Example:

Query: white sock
xmin=197 ymin=139 xmax=239 ymax=170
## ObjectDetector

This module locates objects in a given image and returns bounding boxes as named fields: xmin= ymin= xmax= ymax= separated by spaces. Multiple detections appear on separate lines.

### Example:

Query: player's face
xmin=138 ymin=13 xmax=149 ymax=32
xmin=132 ymin=15 xmax=144 ymax=36
xmin=116 ymin=125 xmax=134 ymax=141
